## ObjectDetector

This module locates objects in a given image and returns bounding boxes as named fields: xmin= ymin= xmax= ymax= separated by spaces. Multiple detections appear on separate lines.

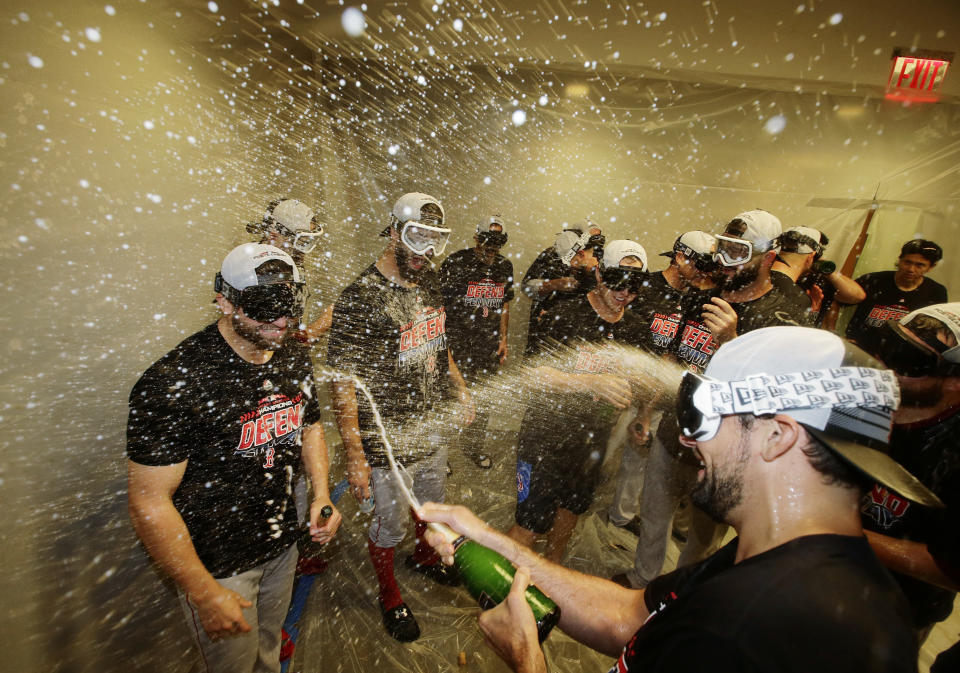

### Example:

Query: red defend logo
xmin=885 ymin=48 xmax=953 ymax=103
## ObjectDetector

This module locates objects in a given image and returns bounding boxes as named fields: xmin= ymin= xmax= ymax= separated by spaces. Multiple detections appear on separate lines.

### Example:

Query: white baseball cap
xmin=476 ymin=214 xmax=506 ymax=235
xmin=780 ymin=226 xmax=826 ymax=255
xmin=269 ymin=199 xmax=316 ymax=233
xmin=392 ymin=192 xmax=445 ymax=226
xmin=701 ymin=326 xmax=940 ymax=507
xmin=661 ymin=231 xmax=717 ymax=258
xmin=602 ymin=239 xmax=648 ymax=271
xmin=220 ymin=243 xmax=301 ymax=290
xmin=724 ymin=210 xmax=782 ymax=252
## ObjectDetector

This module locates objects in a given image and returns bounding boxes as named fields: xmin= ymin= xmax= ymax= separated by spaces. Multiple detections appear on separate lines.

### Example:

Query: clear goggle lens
xmin=714 ymin=235 xmax=754 ymax=267
xmin=400 ymin=221 xmax=450 ymax=255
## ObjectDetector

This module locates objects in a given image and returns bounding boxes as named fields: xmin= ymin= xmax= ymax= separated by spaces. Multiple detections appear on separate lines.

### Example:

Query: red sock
xmin=411 ymin=517 xmax=440 ymax=567
xmin=367 ymin=540 xmax=403 ymax=610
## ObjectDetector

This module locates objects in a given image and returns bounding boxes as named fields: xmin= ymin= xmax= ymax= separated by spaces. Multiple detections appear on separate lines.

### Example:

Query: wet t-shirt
xmin=326 ymin=264 xmax=450 ymax=467
xmin=127 ymin=323 xmax=322 ymax=578
xmin=438 ymin=248 xmax=515 ymax=372
xmin=522 ymin=247 xmax=594 ymax=356
xmin=845 ymin=271 xmax=947 ymax=359
xmin=861 ymin=408 xmax=960 ymax=629
xmin=727 ymin=284 xmax=815 ymax=334
xmin=631 ymin=272 xmax=685 ymax=356
xmin=611 ymin=535 xmax=917 ymax=673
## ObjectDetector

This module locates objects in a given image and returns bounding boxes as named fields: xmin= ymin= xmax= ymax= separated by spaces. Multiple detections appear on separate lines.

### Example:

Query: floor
xmin=285 ymin=431 xmax=959 ymax=673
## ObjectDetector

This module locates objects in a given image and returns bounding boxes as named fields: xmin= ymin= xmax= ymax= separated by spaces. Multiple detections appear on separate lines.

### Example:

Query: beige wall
xmin=1 ymin=2 xmax=958 ymax=670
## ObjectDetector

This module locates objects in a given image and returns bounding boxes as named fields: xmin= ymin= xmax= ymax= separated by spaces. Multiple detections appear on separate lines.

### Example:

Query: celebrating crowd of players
xmin=126 ymin=192 xmax=958 ymax=673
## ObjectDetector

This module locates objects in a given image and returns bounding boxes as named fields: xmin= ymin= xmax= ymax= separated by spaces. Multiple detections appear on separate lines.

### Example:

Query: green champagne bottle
xmin=450 ymin=534 xmax=561 ymax=642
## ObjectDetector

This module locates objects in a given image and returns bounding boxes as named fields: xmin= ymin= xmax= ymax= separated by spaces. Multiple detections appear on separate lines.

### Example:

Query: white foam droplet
xmin=453 ymin=18 xmax=463 ymax=32
xmin=104 ymin=5 xmax=116 ymax=16
xmin=207 ymin=2 xmax=219 ymax=13
xmin=85 ymin=27 xmax=101 ymax=42
xmin=143 ymin=120 xmax=154 ymax=130
xmin=764 ymin=114 xmax=787 ymax=135
xmin=828 ymin=13 xmax=842 ymax=25
xmin=342 ymin=8 xmax=366 ymax=37
xmin=27 ymin=54 xmax=44 ymax=69
xmin=511 ymin=109 xmax=527 ymax=126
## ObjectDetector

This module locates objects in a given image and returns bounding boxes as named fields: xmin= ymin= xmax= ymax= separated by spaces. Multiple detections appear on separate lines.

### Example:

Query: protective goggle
xmin=600 ymin=266 xmax=645 ymax=293
xmin=236 ymin=282 xmax=306 ymax=323
xmin=876 ymin=321 xmax=960 ymax=378
xmin=399 ymin=220 xmax=451 ymax=256
xmin=676 ymin=243 xmax=719 ymax=273
xmin=676 ymin=367 xmax=899 ymax=442
xmin=247 ymin=221 xmax=324 ymax=254
xmin=714 ymin=235 xmax=757 ymax=267
xmin=477 ymin=231 xmax=508 ymax=247
xmin=778 ymin=232 xmax=825 ymax=258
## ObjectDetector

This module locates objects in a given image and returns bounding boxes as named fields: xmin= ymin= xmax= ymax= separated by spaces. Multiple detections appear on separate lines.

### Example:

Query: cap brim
xmin=379 ymin=224 xmax=391 ymax=237
xmin=659 ymin=251 xmax=674 ymax=258
xmin=803 ymin=425 xmax=943 ymax=508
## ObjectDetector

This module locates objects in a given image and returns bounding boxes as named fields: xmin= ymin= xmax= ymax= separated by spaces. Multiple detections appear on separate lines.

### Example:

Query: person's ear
xmin=759 ymin=415 xmax=801 ymax=462
xmin=214 ymin=293 xmax=234 ymax=316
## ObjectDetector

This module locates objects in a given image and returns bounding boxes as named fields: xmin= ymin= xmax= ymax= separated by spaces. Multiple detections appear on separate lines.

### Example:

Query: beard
xmin=690 ymin=441 xmax=750 ymax=524
xmin=233 ymin=314 xmax=288 ymax=350
xmin=720 ymin=262 xmax=760 ymax=292
xmin=394 ymin=244 xmax=428 ymax=283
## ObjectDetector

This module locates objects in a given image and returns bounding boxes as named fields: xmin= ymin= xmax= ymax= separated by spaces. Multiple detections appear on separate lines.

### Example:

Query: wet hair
xmin=800 ymin=433 xmax=864 ymax=490
xmin=738 ymin=415 xmax=863 ymax=490
xmin=900 ymin=239 xmax=942 ymax=264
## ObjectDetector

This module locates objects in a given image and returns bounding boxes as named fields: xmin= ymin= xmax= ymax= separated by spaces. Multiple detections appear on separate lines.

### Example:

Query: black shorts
xmin=514 ymin=407 xmax=613 ymax=534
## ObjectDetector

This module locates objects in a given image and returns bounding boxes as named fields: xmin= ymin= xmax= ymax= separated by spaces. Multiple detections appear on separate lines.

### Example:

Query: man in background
xmin=327 ymin=192 xmax=473 ymax=643
xmin=845 ymin=238 xmax=947 ymax=358
xmin=862 ymin=303 xmax=960 ymax=659
xmin=438 ymin=214 xmax=515 ymax=469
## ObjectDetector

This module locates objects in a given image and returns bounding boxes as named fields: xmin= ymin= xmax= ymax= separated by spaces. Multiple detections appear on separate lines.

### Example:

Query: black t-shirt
xmin=127 ymin=323 xmax=322 ymax=578
xmin=612 ymin=535 xmax=917 ymax=673
xmin=530 ymin=292 xmax=647 ymax=426
xmin=326 ymin=264 xmax=450 ymax=467
xmin=522 ymin=247 xmax=594 ymax=356
xmin=630 ymin=272 xmax=686 ymax=356
xmin=845 ymin=271 xmax=948 ymax=359
xmin=861 ymin=408 xmax=960 ymax=628
xmin=770 ymin=269 xmax=814 ymax=310
xmin=727 ymin=284 xmax=815 ymax=334
xmin=438 ymin=248 xmax=515 ymax=368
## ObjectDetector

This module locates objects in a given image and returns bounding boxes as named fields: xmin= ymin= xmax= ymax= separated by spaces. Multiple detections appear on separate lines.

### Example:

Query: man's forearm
xmin=331 ymin=380 xmax=365 ymax=459
xmin=129 ymin=494 xmax=219 ymax=600
xmin=301 ymin=423 xmax=332 ymax=500
xmin=865 ymin=529 xmax=960 ymax=592
xmin=471 ymin=523 xmax=648 ymax=657
xmin=828 ymin=273 xmax=866 ymax=304
xmin=500 ymin=303 xmax=510 ymax=345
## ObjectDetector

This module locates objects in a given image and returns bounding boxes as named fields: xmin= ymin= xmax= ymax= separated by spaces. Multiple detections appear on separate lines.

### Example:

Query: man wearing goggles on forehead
xmin=712 ymin=210 xmax=814 ymax=333
xmin=127 ymin=244 xmax=341 ymax=673
xmin=247 ymin=198 xmax=336 ymax=347
xmin=508 ymin=240 xmax=649 ymax=564
xmin=521 ymin=223 xmax=604 ymax=356
xmin=415 ymin=326 xmax=928 ymax=673
xmin=843 ymin=238 xmax=947 ymax=361
xmin=862 ymin=304 xmax=960 ymax=658
xmin=327 ymin=192 xmax=473 ymax=643
xmin=609 ymin=231 xmax=737 ymax=588
xmin=438 ymin=215 xmax=515 ymax=469
xmin=770 ymin=226 xmax=865 ymax=324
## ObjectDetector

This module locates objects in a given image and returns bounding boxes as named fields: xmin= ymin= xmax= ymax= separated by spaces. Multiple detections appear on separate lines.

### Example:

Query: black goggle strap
xmin=778 ymin=232 xmax=824 ymax=256
xmin=676 ymin=243 xmax=719 ymax=270
xmin=560 ymin=231 xmax=592 ymax=265
xmin=694 ymin=368 xmax=899 ymax=418
xmin=478 ymin=231 xmax=508 ymax=245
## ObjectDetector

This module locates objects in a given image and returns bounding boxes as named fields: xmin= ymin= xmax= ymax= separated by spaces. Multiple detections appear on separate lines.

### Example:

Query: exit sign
xmin=886 ymin=48 xmax=953 ymax=102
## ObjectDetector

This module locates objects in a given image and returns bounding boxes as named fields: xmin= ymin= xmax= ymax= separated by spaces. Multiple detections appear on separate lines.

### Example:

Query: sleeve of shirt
xmin=297 ymin=361 xmax=324 ymax=427
xmin=934 ymin=282 xmax=948 ymax=304
xmin=126 ymin=362 xmax=194 ymax=466
xmin=325 ymin=284 xmax=368 ymax=376
xmin=437 ymin=256 xmax=458 ymax=307
xmin=643 ymin=561 xmax=703 ymax=614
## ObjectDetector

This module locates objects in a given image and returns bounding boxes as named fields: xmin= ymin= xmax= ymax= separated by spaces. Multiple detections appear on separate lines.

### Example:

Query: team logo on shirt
xmin=399 ymin=305 xmax=447 ymax=368
xmin=464 ymin=280 xmax=506 ymax=317
xmin=574 ymin=345 xmax=617 ymax=374
xmin=861 ymin=483 xmax=910 ymax=530
xmin=675 ymin=319 xmax=716 ymax=371
xmin=235 ymin=392 xmax=307 ymax=467
xmin=866 ymin=304 xmax=909 ymax=328
xmin=649 ymin=311 xmax=681 ymax=348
